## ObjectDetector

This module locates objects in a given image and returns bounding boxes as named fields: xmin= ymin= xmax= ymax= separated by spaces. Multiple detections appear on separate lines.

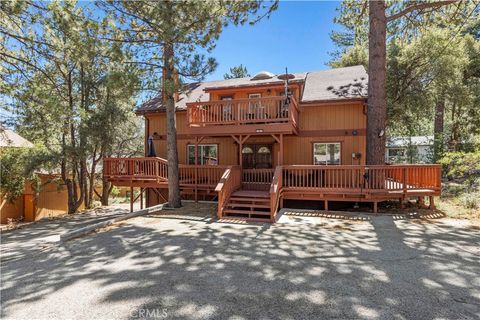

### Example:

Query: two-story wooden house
xmin=104 ymin=66 xmax=441 ymax=222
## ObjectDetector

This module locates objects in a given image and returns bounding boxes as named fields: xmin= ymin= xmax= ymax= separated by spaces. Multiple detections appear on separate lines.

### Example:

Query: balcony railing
xmin=186 ymin=96 xmax=299 ymax=132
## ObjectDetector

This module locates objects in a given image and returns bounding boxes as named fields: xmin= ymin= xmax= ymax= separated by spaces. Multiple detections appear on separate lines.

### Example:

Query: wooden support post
xmin=373 ymin=201 xmax=378 ymax=214
xmin=130 ymin=186 xmax=134 ymax=212
xmin=140 ymin=188 xmax=143 ymax=209
xmin=195 ymin=137 xmax=198 ymax=202
xmin=399 ymin=198 xmax=405 ymax=209
xmin=429 ymin=196 xmax=435 ymax=209
xmin=279 ymin=134 xmax=284 ymax=165
xmin=418 ymin=196 xmax=425 ymax=207
xmin=324 ymin=200 xmax=329 ymax=211
xmin=239 ymin=134 xmax=243 ymax=168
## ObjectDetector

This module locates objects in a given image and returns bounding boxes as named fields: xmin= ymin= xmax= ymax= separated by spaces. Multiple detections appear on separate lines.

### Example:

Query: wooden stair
xmin=223 ymin=190 xmax=272 ymax=222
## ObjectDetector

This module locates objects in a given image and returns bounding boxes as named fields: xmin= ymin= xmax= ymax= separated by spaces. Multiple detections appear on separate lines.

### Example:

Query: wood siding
xmin=145 ymin=100 xmax=367 ymax=166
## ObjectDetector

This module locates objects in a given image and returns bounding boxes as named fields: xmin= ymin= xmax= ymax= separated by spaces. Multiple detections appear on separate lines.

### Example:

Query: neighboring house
xmin=104 ymin=65 xmax=441 ymax=221
xmin=0 ymin=127 xmax=83 ymax=224
xmin=0 ymin=126 xmax=34 ymax=148
xmin=386 ymin=136 xmax=434 ymax=164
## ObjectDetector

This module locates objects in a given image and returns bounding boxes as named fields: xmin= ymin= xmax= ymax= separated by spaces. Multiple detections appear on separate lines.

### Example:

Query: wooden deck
xmin=104 ymin=158 xmax=441 ymax=221
xmin=186 ymin=96 xmax=299 ymax=135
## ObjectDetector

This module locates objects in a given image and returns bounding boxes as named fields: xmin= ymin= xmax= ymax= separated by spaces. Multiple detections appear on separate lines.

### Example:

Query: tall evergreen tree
xmin=1 ymin=1 xmax=142 ymax=212
xmin=102 ymin=0 xmax=278 ymax=207
xmin=224 ymin=64 xmax=250 ymax=79
xmin=330 ymin=0 xmax=476 ymax=164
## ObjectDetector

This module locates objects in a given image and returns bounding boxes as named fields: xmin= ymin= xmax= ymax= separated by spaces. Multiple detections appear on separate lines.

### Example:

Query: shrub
xmin=0 ymin=148 xmax=30 ymax=202
xmin=439 ymin=152 xmax=480 ymax=184
xmin=462 ymin=192 xmax=479 ymax=209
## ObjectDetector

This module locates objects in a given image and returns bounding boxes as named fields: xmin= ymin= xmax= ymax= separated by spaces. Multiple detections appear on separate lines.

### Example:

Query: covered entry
xmin=242 ymin=144 xmax=273 ymax=169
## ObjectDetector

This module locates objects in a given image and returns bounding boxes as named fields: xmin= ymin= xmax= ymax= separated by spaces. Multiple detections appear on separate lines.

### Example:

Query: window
xmin=313 ymin=143 xmax=341 ymax=165
xmin=257 ymin=146 xmax=270 ymax=154
xmin=188 ymin=144 xmax=218 ymax=165
xmin=242 ymin=146 xmax=254 ymax=154
xmin=387 ymin=148 xmax=407 ymax=163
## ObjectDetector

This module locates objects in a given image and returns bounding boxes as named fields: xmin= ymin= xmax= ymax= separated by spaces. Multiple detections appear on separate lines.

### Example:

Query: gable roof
xmin=302 ymin=65 xmax=368 ymax=103
xmin=136 ymin=65 xmax=368 ymax=114
xmin=0 ymin=127 xmax=34 ymax=148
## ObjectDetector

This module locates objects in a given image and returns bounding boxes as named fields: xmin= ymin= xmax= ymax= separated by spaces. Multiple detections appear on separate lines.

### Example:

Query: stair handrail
xmin=215 ymin=166 xmax=241 ymax=219
xmin=269 ymin=166 xmax=283 ymax=222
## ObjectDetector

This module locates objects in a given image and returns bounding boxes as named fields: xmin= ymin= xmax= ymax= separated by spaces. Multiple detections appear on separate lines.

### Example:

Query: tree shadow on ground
xmin=1 ymin=208 xmax=479 ymax=319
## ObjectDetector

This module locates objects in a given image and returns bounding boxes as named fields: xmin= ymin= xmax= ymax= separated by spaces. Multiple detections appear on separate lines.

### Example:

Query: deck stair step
xmin=224 ymin=209 xmax=271 ymax=216
xmin=223 ymin=189 xmax=273 ymax=222
xmin=229 ymin=197 xmax=270 ymax=203
xmin=226 ymin=203 xmax=270 ymax=209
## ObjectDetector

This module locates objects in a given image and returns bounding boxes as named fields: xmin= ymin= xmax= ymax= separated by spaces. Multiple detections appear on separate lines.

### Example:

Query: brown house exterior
xmin=104 ymin=66 xmax=441 ymax=222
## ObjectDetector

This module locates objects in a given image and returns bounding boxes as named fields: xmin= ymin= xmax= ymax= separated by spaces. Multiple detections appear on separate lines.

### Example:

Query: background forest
xmin=329 ymin=0 xmax=480 ymax=214
xmin=1 ymin=0 xmax=479 ymax=216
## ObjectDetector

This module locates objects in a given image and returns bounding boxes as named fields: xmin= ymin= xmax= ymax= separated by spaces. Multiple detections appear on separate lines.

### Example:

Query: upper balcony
xmin=186 ymin=96 xmax=299 ymax=136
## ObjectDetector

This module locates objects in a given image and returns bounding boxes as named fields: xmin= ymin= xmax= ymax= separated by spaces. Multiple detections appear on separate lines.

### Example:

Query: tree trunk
xmin=433 ymin=96 xmax=445 ymax=161
xmin=100 ymin=179 xmax=111 ymax=206
xmin=449 ymin=102 xmax=459 ymax=152
xmin=163 ymin=40 xmax=182 ymax=208
xmin=366 ymin=0 xmax=387 ymax=165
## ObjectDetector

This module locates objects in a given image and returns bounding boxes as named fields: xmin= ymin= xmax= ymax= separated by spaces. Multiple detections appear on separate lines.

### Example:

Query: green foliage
xmin=329 ymin=44 xmax=368 ymax=69
xmin=462 ymin=192 xmax=479 ymax=209
xmin=439 ymin=152 xmax=480 ymax=181
xmin=110 ymin=186 xmax=120 ymax=198
xmin=0 ymin=146 xmax=40 ymax=202
xmin=224 ymin=64 xmax=250 ymax=79
xmin=99 ymin=1 xmax=277 ymax=94
xmin=331 ymin=1 xmax=480 ymax=155
xmin=1 ymin=2 xmax=143 ymax=212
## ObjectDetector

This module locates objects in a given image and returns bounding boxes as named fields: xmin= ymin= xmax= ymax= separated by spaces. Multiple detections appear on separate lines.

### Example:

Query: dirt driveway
xmin=1 ymin=203 xmax=479 ymax=319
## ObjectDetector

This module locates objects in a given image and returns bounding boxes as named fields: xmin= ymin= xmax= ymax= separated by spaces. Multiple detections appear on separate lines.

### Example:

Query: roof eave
xmin=203 ymin=79 xmax=304 ymax=92
xmin=300 ymin=97 xmax=367 ymax=105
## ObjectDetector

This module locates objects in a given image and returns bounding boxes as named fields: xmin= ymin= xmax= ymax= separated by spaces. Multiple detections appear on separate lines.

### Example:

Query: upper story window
xmin=313 ymin=142 xmax=341 ymax=165
xmin=187 ymin=144 xmax=218 ymax=165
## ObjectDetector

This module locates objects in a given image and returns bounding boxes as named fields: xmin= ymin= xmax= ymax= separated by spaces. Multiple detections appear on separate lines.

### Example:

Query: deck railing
xmin=242 ymin=168 xmax=275 ymax=190
xmin=104 ymin=158 xmax=230 ymax=190
xmin=179 ymin=165 xmax=231 ymax=188
xmin=281 ymin=165 xmax=441 ymax=193
xmin=104 ymin=157 xmax=168 ymax=180
xmin=215 ymin=166 xmax=241 ymax=219
xmin=186 ymin=96 xmax=299 ymax=128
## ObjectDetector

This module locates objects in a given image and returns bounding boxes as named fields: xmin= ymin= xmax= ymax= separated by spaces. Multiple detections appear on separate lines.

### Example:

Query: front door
xmin=242 ymin=144 xmax=273 ymax=169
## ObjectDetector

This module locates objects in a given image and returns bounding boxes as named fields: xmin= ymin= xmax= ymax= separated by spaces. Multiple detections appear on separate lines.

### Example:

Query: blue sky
xmin=206 ymin=1 xmax=343 ymax=80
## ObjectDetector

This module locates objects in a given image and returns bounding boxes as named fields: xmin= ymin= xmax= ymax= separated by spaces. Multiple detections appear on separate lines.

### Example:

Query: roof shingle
xmin=136 ymin=65 xmax=368 ymax=114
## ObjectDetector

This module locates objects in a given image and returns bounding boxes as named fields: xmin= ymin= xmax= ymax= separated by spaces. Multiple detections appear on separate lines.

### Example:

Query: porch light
xmin=256 ymin=129 xmax=264 ymax=133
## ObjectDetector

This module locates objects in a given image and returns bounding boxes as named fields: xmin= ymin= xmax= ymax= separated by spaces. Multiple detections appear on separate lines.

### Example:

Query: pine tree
xmin=102 ymin=0 xmax=278 ymax=207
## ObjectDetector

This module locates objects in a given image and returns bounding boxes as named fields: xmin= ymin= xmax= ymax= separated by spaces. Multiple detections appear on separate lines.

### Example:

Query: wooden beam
xmin=279 ymin=134 xmax=284 ymax=165
xmin=231 ymin=135 xmax=241 ymax=144
xmin=239 ymin=135 xmax=243 ymax=168
xmin=195 ymin=137 xmax=199 ymax=202
xmin=271 ymin=134 xmax=280 ymax=143
xmin=130 ymin=186 xmax=133 ymax=212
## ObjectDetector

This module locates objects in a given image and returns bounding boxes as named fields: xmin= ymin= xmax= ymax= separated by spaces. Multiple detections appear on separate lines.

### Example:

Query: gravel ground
xmin=1 ymin=202 xmax=479 ymax=320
